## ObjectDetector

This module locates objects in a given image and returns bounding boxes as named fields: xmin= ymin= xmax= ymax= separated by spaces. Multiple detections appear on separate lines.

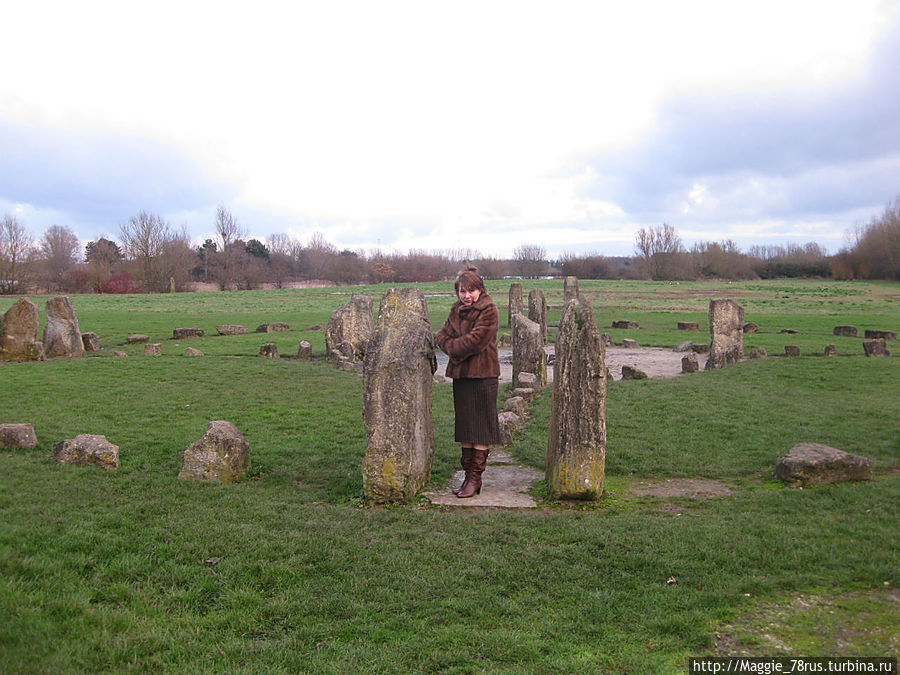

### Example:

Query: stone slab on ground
xmin=424 ymin=450 xmax=542 ymax=508
xmin=776 ymin=442 xmax=872 ymax=487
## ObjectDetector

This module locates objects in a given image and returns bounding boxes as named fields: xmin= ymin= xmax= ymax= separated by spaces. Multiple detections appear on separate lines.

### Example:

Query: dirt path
xmin=436 ymin=345 xmax=708 ymax=383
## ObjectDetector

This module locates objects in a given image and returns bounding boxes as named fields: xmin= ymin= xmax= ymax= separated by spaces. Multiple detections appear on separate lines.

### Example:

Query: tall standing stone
xmin=528 ymin=289 xmax=548 ymax=343
xmin=704 ymin=299 xmax=744 ymax=370
xmin=512 ymin=313 xmax=546 ymax=388
xmin=362 ymin=287 xmax=437 ymax=504
xmin=564 ymin=276 xmax=579 ymax=302
xmin=0 ymin=297 xmax=43 ymax=361
xmin=43 ymin=296 xmax=84 ymax=358
xmin=325 ymin=293 xmax=374 ymax=366
xmin=508 ymin=282 xmax=524 ymax=329
xmin=546 ymin=297 xmax=606 ymax=500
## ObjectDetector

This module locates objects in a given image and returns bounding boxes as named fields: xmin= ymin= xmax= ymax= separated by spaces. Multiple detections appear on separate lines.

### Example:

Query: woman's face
xmin=458 ymin=286 xmax=481 ymax=306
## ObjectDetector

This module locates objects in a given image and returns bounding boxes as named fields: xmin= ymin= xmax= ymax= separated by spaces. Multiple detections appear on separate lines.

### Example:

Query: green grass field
xmin=1 ymin=280 xmax=898 ymax=673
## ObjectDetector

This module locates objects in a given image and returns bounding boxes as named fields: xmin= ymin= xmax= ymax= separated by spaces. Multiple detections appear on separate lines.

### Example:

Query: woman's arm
xmin=440 ymin=304 xmax=497 ymax=359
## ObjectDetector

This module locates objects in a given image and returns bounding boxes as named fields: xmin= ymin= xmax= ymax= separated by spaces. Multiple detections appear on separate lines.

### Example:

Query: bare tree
xmin=211 ymin=206 xmax=246 ymax=289
xmin=841 ymin=196 xmax=900 ymax=279
xmin=0 ymin=215 xmax=36 ymax=294
xmin=119 ymin=211 xmax=171 ymax=291
xmin=267 ymin=233 xmax=297 ymax=287
xmin=299 ymin=232 xmax=338 ymax=280
xmin=634 ymin=223 xmax=691 ymax=279
xmin=38 ymin=225 xmax=81 ymax=292
xmin=513 ymin=244 xmax=547 ymax=278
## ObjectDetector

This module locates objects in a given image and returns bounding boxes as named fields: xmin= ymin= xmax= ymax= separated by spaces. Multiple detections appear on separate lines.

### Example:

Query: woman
xmin=436 ymin=264 xmax=501 ymax=498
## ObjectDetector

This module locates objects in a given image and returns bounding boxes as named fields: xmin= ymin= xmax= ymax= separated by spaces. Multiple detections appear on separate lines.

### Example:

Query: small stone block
xmin=144 ymin=343 xmax=162 ymax=356
xmin=776 ymin=442 xmax=872 ymax=487
xmin=81 ymin=332 xmax=100 ymax=351
xmin=862 ymin=338 xmax=891 ymax=357
xmin=621 ymin=364 xmax=647 ymax=380
xmin=173 ymin=328 xmax=205 ymax=339
xmin=784 ymin=345 xmax=800 ymax=357
xmin=0 ymin=423 xmax=38 ymax=449
xmin=216 ymin=325 xmax=247 ymax=336
xmin=53 ymin=434 xmax=119 ymax=471
xmin=259 ymin=343 xmax=280 ymax=358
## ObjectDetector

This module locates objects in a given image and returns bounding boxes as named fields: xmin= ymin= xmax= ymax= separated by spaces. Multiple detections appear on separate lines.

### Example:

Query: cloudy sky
xmin=2 ymin=1 xmax=898 ymax=258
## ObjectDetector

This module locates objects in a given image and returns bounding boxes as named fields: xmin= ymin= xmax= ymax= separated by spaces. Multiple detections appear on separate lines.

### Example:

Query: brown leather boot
xmin=456 ymin=448 xmax=488 ymax=498
xmin=452 ymin=447 xmax=474 ymax=495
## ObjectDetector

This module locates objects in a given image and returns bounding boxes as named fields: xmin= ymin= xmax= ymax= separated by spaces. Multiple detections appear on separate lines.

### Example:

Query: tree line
xmin=1 ymin=198 xmax=898 ymax=294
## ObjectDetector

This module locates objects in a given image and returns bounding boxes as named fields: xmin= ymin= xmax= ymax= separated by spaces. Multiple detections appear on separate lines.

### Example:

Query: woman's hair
xmin=454 ymin=263 xmax=486 ymax=295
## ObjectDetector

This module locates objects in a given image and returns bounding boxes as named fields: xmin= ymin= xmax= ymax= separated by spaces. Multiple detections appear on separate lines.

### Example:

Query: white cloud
xmin=0 ymin=0 xmax=895 ymax=255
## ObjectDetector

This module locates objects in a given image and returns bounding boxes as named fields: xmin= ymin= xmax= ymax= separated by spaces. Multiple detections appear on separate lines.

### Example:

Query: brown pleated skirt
xmin=452 ymin=377 xmax=501 ymax=445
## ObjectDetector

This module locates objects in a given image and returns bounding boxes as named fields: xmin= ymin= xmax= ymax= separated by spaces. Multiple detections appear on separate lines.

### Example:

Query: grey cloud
xmin=0 ymin=120 xmax=232 ymax=236
xmin=585 ymin=18 xmax=900 ymax=229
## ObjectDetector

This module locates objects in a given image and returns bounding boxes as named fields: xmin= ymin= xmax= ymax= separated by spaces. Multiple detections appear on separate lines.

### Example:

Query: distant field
xmin=1 ymin=279 xmax=898 ymax=673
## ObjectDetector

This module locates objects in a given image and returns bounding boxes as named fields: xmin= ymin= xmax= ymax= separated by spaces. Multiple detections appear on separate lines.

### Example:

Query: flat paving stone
xmin=424 ymin=452 xmax=542 ymax=508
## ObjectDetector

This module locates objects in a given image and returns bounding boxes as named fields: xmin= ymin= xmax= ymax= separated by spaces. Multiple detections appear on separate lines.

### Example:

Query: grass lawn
xmin=1 ymin=280 xmax=898 ymax=673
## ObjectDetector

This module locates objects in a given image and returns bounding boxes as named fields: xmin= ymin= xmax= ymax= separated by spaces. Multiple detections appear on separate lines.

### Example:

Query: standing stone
xmin=749 ymin=347 xmax=767 ymax=359
xmin=785 ymin=345 xmax=801 ymax=357
xmin=833 ymin=325 xmax=858 ymax=337
xmin=704 ymin=299 xmax=744 ymax=370
xmin=546 ymin=297 xmax=606 ymax=500
xmin=512 ymin=313 xmax=546 ymax=388
xmin=43 ymin=296 xmax=84 ymax=358
xmin=622 ymin=338 xmax=639 ymax=349
xmin=179 ymin=421 xmax=250 ymax=483
xmin=325 ymin=293 xmax=374 ymax=366
xmin=297 ymin=341 xmax=312 ymax=360
xmin=681 ymin=352 xmax=699 ymax=373
xmin=865 ymin=329 xmax=897 ymax=341
xmin=0 ymin=297 xmax=43 ymax=361
xmin=612 ymin=320 xmax=639 ymax=329
xmin=508 ymin=283 xmax=524 ymax=330
xmin=677 ymin=321 xmax=700 ymax=331
xmin=81 ymin=332 xmax=100 ymax=351
xmin=528 ymin=289 xmax=548 ymax=343
xmin=362 ymin=287 xmax=437 ymax=504
xmin=824 ymin=344 xmax=837 ymax=357
xmin=259 ymin=343 xmax=279 ymax=358
xmin=127 ymin=334 xmax=150 ymax=344
xmin=0 ymin=423 xmax=37 ymax=448
xmin=144 ymin=343 xmax=162 ymax=356
xmin=863 ymin=338 xmax=891 ymax=357
xmin=564 ymin=276 xmax=579 ymax=302
xmin=53 ymin=434 xmax=119 ymax=471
